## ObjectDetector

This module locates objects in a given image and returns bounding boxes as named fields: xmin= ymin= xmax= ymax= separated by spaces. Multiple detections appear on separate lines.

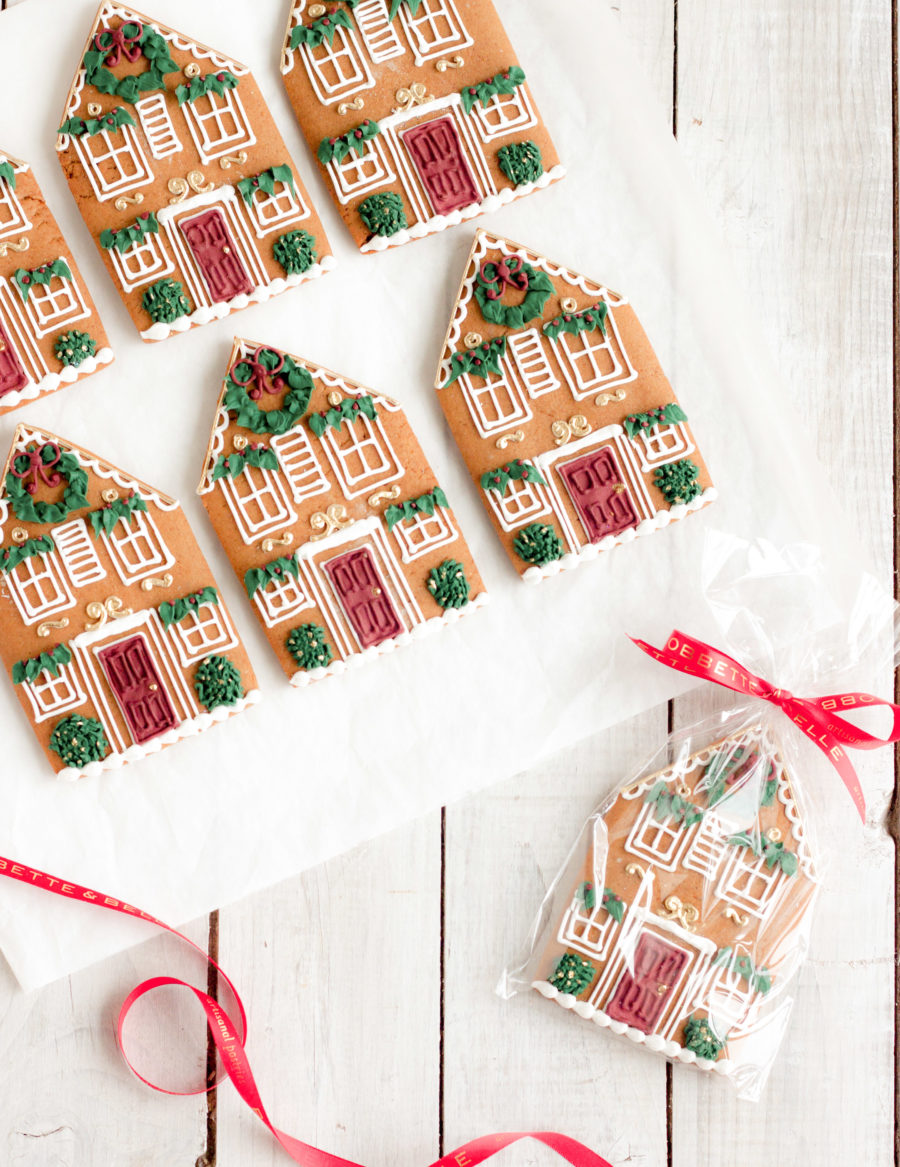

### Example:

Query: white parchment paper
xmin=0 ymin=0 xmax=870 ymax=989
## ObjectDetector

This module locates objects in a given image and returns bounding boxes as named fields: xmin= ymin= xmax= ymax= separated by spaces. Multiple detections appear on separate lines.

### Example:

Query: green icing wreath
xmin=496 ymin=140 xmax=543 ymax=186
xmin=6 ymin=444 xmax=89 ymax=524
xmin=358 ymin=192 xmax=407 ymax=238
xmin=654 ymin=458 xmax=702 ymax=505
xmin=273 ymin=230 xmax=318 ymax=276
xmin=142 ymin=278 xmax=192 ymax=325
xmin=223 ymin=349 xmax=313 ymax=436
xmin=426 ymin=559 xmax=470 ymax=610
xmin=79 ymin=24 xmax=178 ymax=104
xmin=474 ymin=256 xmax=554 ymax=328
xmin=54 ymin=330 xmax=97 ymax=368
xmin=513 ymin=523 xmax=564 ymax=568
xmin=682 ymin=1016 xmax=726 ymax=1060
xmin=193 ymin=655 xmax=245 ymax=711
xmin=50 ymin=714 xmax=110 ymax=769
xmin=286 ymin=624 xmax=334 ymax=671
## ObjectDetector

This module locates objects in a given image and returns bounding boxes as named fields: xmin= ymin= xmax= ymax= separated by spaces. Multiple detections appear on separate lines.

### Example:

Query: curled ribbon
xmin=93 ymin=21 xmax=144 ymax=66
xmin=9 ymin=443 xmax=62 ymax=496
xmin=230 ymin=346 xmax=287 ymax=400
xmin=0 ymin=856 xmax=613 ymax=1167
xmin=478 ymin=257 xmax=528 ymax=301
xmin=631 ymin=629 xmax=900 ymax=821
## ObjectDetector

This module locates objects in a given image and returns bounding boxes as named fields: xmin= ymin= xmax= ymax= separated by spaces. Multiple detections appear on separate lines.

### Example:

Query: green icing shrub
xmin=654 ymin=458 xmax=702 ymax=505
xmin=54 ymin=329 xmax=97 ymax=367
xmin=286 ymin=624 xmax=334 ymax=671
xmin=427 ymin=559 xmax=471 ymax=610
xmin=49 ymin=714 xmax=109 ymax=769
xmin=513 ymin=522 xmax=564 ymax=567
xmin=273 ymin=229 xmax=317 ymax=276
xmin=194 ymin=655 xmax=244 ymax=710
xmin=358 ymin=192 xmax=407 ymax=237
xmin=497 ymin=140 xmax=544 ymax=186
xmin=141 ymin=277 xmax=191 ymax=325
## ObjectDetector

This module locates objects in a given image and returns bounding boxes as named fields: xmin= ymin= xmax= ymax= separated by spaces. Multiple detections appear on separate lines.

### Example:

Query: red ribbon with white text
xmin=0 ymin=855 xmax=612 ymax=1167
xmin=631 ymin=629 xmax=900 ymax=821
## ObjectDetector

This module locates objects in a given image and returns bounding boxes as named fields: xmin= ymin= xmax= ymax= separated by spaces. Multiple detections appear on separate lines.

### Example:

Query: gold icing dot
xmin=463 ymin=332 xmax=483 ymax=349
xmin=327 ymin=390 xmax=342 ymax=406
xmin=233 ymin=435 xmax=249 ymax=451
xmin=184 ymin=62 xmax=202 ymax=78
xmin=86 ymin=102 xmax=103 ymax=117
xmin=766 ymin=827 xmax=782 ymax=842
xmin=308 ymin=2 xmax=327 ymax=14
xmin=10 ymin=527 xmax=27 ymax=546
xmin=561 ymin=297 xmax=578 ymax=312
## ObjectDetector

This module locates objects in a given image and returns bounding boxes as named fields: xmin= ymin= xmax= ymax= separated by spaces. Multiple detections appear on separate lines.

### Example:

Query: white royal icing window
xmin=702 ymin=955 xmax=759 ymax=1033
xmin=168 ymin=602 xmax=238 ymax=667
xmin=21 ymin=660 xmax=87 ymax=724
xmin=472 ymin=87 xmax=536 ymax=142
xmin=109 ymin=233 xmax=174 ymax=293
xmin=22 ymin=271 xmax=90 ymax=339
xmin=632 ymin=424 xmax=694 ymax=472
xmin=484 ymin=471 xmax=550 ymax=533
xmin=397 ymin=0 xmax=472 ymax=64
xmin=50 ymin=518 xmax=106 ymax=589
xmin=270 ymin=428 xmax=329 ymax=504
xmin=505 ymin=329 xmax=560 ymax=398
xmin=351 ymin=0 xmax=406 ymax=63
xmin=717 ymin=845 xmax=785 ymax=919
xmin=557 ymin=893 xmax=618 ymax=961
xmin=102 ymin=510 xmax=175 ymax=586
xmin=458 ymin=360 xmax=532 ymax=439
xmin=247 ymin=181 xmax=309 ymax=238
xmin=134 ymin=93 xmax=183 ymax=161
xmin=253 ymin=563 xmax=313 ymax=629
xmin=5 ymin=551 xmax=75 ymax=626
xmin=300 ymin=26 xmax=374 ymax=106
xmin=319 ymin=413 xmax=402 ymax=500
xmin=218 ymin=466 xmax=297 ymax=545
xmin=181 ymin=88 xmax=256 ymax=165
xmin=390 ymin=506 xmax=457 ymax=563
xmin=0 ymin=172 xmax=30 ymax=240
xmin=624 ymin=799 xmax=695 ymax=873
xmin=682 ymin=813 xmax=732 ymax=881
xmin=553 ymin=312 xmax=637 ymax=401
xmin=73 ymin=126 xmax=153 ymax=202
xmin=327 ymin=138 xmax=394 ymax=205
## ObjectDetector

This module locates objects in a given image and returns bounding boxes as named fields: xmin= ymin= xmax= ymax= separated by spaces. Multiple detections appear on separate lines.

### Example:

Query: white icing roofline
xmin=0 ymin=150 xmax=29 ymax=174
xmin=2 ymin=423 xmax=180 ymax=513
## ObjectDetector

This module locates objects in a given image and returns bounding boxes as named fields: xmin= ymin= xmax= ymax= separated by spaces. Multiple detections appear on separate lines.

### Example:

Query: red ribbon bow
xmin=0 ymin=857 xmax=612 ymax=1167
xmin=9 ymin=442 xmax=62 ymax=496
xmin=631 ymin=630 xmax=900 ymax=821
xmin=478 ymin=256 xmax=528 ymax=300
xmin=230 ymin=346 xmax=287 ymax=400
xmin=93 ymin=21 xmax=144 ymax=66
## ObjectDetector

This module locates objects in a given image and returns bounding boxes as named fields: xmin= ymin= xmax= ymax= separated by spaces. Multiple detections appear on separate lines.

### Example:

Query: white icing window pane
xmin=556 ymin=318 xmax=635 ymax=399
xmin=558 ymin=899 xmax=614 ymax=959
xmin=329 ymin=140 xmax=392 ymax=202
xmin=485 ymin=473 xmax=548 ymax=532
xmin=51 ymin=518 xmax=106 ymax=588
xmin=718 ymin=849 xmax=782 ymax=917
xmin=0 ymin=178 xmax=29 ymax=239
xmin=625 ymin=801 xmax=692 ymax=871
xmin=254 ymin=567 xmax=312 ymax=628
xmin=270 ymin=429 xmax=329 ymax=503
xmin=172 ymin=604 xmax=235 ymax=662
xmin=391 ymin=508 xmax=456 ymax=562
xmin=183 ymin=90 xmax=256 ymax=161
xmin=7 ymin=554 xmax=73 ymax=624
xmin=23 ymin=663 xmax=86 ymax=723
xmin=222 ymin=466 xmax=296 ymax=542
xmin=105 ymin=511 xmax=173 ymax=584
xmin=321 ymin=415 xmax=401 ymax=498
xmin=111 ymin=234 xmax=172 ymax=292
xmin=248 ymin=182 xmax=309 ymax=235
xmin=25 ymin=276 xmax=88 ymax=336
xmin=473 ymin=89 xmax=535 ymax=141
xmin=400 ymin=0 xmax=470 ymax=59
xmin=78 ymin=127 xmax=152 ymax=198
xmin=304 ymin=28 xmax=371 ymax=101
xmin=460 ymin=363 xmax=531 ymax=437
xmin=633 ymin=425 xmax=693 ymax=471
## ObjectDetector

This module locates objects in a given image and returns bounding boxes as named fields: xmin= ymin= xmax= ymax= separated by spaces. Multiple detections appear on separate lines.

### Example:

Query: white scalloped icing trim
xmin=0 ymin=347 xmax=113 ymax=413
xmin=521 ymin=487 xmax=718 ymax=584
xmin=140 ymin=258 xmax=337 ymax=342
xmin=54 ymin=689 xmax=263 ymax=782
xmin=290 ymin=592 xmax=490 ymax=687
xmin=359 ymin=166 xmax=567 ymax=256
xmin=532 ymin=980 xmax=735 ymax=1076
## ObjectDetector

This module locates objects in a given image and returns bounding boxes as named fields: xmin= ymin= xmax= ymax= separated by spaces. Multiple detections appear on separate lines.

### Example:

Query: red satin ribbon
xmin=631 ymin=629 xmax=900 ymax=821
xmin=0 ymin=855 xmax=612 ymax=1167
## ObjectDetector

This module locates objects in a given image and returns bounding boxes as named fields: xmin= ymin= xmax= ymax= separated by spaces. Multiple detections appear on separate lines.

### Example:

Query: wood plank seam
xmin=200 ymin=909 xmax=219 ymax=1167
xmin=892 ymin=3 xmax=899 ymax=1165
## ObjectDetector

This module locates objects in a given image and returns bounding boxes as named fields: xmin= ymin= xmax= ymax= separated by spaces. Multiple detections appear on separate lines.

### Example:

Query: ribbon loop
xmin=478 ymin=256 xmax=528 ymax=301
xmin=230 ymin=346 xmax=287 ymax=400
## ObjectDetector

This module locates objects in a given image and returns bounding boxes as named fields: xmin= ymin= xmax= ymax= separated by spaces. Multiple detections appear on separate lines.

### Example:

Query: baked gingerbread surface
xmin=280 ymin=0 xmax=564 ymax=253
xmin=56 ymin=2 xmax=333 ymax=343
xmin=0 ymin=149 xmax=112 ymax=413
xmin=435 ymin=230 xmax=716 ymax=581
xmin=0 ymin=425 xmax=259 ymax=780
xmin=198 ymin=338 xmax=487 ymax=685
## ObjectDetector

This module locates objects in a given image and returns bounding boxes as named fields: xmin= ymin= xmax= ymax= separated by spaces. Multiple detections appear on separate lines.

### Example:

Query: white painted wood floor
xmin=0 ymin=0 xmax=895 ymax=1163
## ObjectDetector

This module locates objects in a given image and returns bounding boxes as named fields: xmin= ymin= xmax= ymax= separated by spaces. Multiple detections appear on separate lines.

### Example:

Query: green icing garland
xmin=474 ymin=259 xmax=553 ymax=329
xmin=577 ymin=881 xmax=596 ymax=910
xmin=543 ymin=301 xmax=608 ymax=342
xmin=237 ymin=165 xmax=295 ymax=206
xmin=54 ymin=330 xmax=97 ymax=368
xmin=6 ymin=446 xmax=89 ymax=525
xmin=712 ymin=947 xmax=772 ymax=996
xmin=273 ymin=230 xmax=318 ymax=276
xmin=290 ymin=8 xmax=353 ymax=49
xmin=59 ymin=106 xmax=136 ymax=138
xmin=645 ymin=779 xmax=704 ymax=828
xmin=513 ymin=523 xmax=563 ymax=567
xmin=0 ymin=161 xmax=16 ymax=188
xmin=460 ymin=66 xmax=526 ymax=116
xmin=548 ymin=952 xmax=595 ymax=998
xmin=601 ymin=888 xmax=625 ymax=924
xmin=683 ymin=1016 xmax=726 ymax=1060
xmin=245 ymin=555 xmax=300 ymax=600
xmin=13 ymin=259 xmax=72 ymax=305
xmin=497 ymin=140 xmax=543 ymax=187
xmin=176 ymin=71 xmax=239 ymax=107
xmin=88 ymin=491 xmax=147 ymax=537
xmin=193 ymin=655 xmax=244 ymax=711
xmin=388 ymin=0 xmax=424 ymax=17
xmin=0 ymin=535 xmax=54 ymax=574
xmin=211 ymin=445 xmax=279 ymax=482
xmin=480 ymin=459 xmax=545 ymax=497
xmin=444 ymin=337 xmax=506 ymax=386
xmin=358 ymin=192 xmax=407 ymax=238
xmin=702 ymin=745 xmax=776 ymax=809
xmin=142 ymin=278 xmax=192 ymax=325
xmin=78 ymin=24 xmax=178 ymax=103
xmin=654 ymin=458 xmax=702 ymax=505
xmin=727 ymin=831 xmax=799 ymax=877
xmin=309 ymin=394 xmax=376 ymax=437
xmin=223 ymin=351 xmax=313 ymax=435
xmin=427 ymin=560 xmax=469 ymax=609
xmin=317 ymin=120 xmax=379 ymax=166
xmin=100 ymin=212 xmax=159 ymax=254
xmin=287 ymin=623 xmax=334 ymax=671
xmin=624 ymin=403 xmax=687 ymax=439
xmin=158 ymin=587 xmax=219 ymax=628
xmin=49 ymin=714 xmax=110 ymax=769
xmin=12 ymin=643 xmax=72 ymax=685
xmin=385 ymin=487 xmax=449 ymax=531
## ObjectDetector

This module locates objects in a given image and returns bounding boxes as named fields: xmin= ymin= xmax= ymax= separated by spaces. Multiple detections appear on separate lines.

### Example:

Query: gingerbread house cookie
xmin=0 ymin=425 xmax=260 ymax=781
xmin=280 ymin=0 xmax=564 ymax=253
xmin=56 ymin=3 xmax=334 ymax=343
xmin=532 ymin=727 xmax=818 ymax=1090
xmin=0 ymin=149 xmax=112 ymax=412
xmin=198 ymin=339 xmax=487 ymax=684
xmin=434 ymin=231 xmax=717 ymax=581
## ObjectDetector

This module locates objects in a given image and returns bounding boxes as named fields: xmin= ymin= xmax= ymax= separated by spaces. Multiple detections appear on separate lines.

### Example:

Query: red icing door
xmin=325 ymin=547 xmax=404 ymax=650
xmin=606 ymin=932 xmax=689 ymax=1034
xmin=403 ymin=117 xmax=480 ymax=215
xmin=0 ymin=321 xmax=28 ymax=400
xmin=559 ymin=447 xmax=638 ymax=542
xmin=98 ymin=634 xmax=179 ymax=745
xmin=180 ymin=207 xmax=253 ymax=303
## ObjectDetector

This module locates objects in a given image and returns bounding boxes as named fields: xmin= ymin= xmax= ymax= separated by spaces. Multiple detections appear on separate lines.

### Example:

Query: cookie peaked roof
xmin=435 ymin=229 xmax=627 ymax=388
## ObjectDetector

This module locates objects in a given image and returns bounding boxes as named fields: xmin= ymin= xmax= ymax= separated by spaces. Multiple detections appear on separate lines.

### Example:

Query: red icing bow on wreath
xmin=478 ymin=255 xmax=529 ymax=300
xmin=9 ymin=443 xmax=62 ymax=496
xmin=93 ymin=21 xmax=144 ymax=66
xmin=230 ymin=347 xmax=286 ymax=400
